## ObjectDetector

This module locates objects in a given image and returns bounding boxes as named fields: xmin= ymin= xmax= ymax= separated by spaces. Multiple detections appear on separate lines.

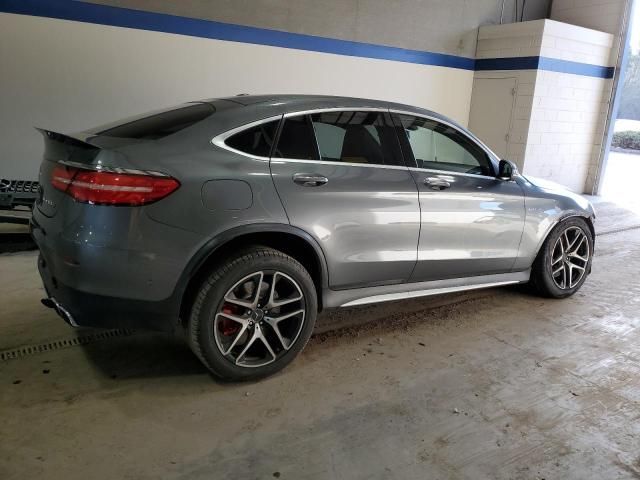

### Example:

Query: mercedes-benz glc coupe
xmin=32 ymin=95 xmax=595 ymax=380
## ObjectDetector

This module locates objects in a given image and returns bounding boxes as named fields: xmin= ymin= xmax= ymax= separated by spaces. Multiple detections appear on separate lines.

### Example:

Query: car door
xmin=392 ymin=112 xmax=525 ymax=282
xmin=270 ymin=109 xmax=420 ymax=289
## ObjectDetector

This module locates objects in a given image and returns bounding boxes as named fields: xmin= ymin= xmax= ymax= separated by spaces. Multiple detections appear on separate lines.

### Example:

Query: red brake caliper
xmin=220 ymin=304 xmax=242 ymax=336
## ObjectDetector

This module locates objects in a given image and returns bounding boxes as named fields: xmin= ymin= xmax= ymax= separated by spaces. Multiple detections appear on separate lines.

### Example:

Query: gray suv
xmin=32 ymin=95 xmax=595 ymax=380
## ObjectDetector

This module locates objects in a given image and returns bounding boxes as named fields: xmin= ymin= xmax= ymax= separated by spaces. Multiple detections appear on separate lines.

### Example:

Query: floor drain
xmin=0 ymin=329 xmax=135 ymax=361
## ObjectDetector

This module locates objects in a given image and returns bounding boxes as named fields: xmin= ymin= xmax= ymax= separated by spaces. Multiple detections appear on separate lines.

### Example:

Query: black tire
xmin=188 ymin=246 xmax=317 ymax=381
xmin=530 ymin=217 xmax=593 ymax=298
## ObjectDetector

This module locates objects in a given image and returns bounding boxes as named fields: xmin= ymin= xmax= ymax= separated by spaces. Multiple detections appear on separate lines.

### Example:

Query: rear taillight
xmin=51 ymin=164 xmax=180 ymax=206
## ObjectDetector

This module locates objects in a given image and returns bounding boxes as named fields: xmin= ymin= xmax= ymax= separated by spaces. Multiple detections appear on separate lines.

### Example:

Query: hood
xmin=522 ymin=175 xmax=573 ymax=192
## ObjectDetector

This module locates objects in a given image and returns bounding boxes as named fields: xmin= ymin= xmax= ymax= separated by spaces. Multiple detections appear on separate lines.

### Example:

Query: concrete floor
xmin=1 ymin=202 xmax=640 ymax=480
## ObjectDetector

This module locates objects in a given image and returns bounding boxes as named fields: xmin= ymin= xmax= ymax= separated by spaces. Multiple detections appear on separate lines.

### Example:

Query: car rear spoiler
xmin=35 ymin=128 xmax=100 ymax=151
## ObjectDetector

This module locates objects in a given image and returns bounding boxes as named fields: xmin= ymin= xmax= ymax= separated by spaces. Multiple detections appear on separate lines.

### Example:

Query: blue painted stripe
xmin=476 ymin=56 xmax=614 ymax=78
xmin=538 ymin=57 xmax=614 ymax=78
xmin=475 ymin=57 xmax=541 ymax=71
xmin=0 ymin=0 xmax=615 ymax=79
xmin=0 ymin=0 xmax=476 ymax=70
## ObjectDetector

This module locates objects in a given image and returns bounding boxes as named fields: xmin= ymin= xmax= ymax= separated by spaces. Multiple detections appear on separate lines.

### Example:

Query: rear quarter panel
xmin=117 ymin=108 xmax=290 ymax=275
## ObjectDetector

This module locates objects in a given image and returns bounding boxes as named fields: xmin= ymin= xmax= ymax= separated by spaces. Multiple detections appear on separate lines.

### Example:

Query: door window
xmin=397 ymin=115 xmax=493 ymax=176
xmin=310 ymin=111 xmax=404 ymax=166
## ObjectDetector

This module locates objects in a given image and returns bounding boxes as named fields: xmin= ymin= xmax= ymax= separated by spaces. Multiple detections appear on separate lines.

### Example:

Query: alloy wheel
xmin=550 ymin=226 xmax=590 ymax=290
xmin=213 ymin=271 xmax=306 ymax=368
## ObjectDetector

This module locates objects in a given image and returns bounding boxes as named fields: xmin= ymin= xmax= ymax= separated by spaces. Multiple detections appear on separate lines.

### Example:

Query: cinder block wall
xmin=550 ymin=0 xmax=629 ymax=193
xmin=526 ymin=69 xmax=610 ymax=192
xmin=528 ymin=22 xmax=614 ymax=192
xmin=470 ymin=20 xmax=615 ymax=193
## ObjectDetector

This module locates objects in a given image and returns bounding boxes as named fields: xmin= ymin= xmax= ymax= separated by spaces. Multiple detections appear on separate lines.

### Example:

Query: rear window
xmin=99 ymin=103 xmax=214 ymax=139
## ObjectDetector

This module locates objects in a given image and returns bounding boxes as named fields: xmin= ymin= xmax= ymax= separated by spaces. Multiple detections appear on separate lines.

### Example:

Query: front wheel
xmin=188 ymin=247 xmax=317 ymax=381
xmin=530 ymin=217 xmax=594 ymax=298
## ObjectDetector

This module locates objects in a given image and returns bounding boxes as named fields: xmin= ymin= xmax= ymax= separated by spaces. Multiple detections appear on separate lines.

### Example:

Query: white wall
xmin=526 ymin=70 xmax=611 ymax=192
xmin=550 ymin=0 xmax=630 ymax=194
xmin=474 ymin=21 xmax=547 ymax=169
xmin=87 ymin=0 xmax=552 ymax=59
xmin=471 ymin=69 xmax=538 ymax=169
xmin=529 ymin=21 xmax=614 ymax=192
xmin=470 ymin=20 xmax=615 ymax=193
xmin=551 ymin=0 xmax=627 ymax=35
xmin=0 ymin=13 xmax=474 ymax=179
xmin=540 ymin=19 xmax=615 ymax=64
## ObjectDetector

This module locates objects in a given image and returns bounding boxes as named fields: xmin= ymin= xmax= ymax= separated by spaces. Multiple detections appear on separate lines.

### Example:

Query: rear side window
xmin=273 ymin=115 xmax=319 ymax=160
xmin=99 ymin=103 xmax=215 ymax=139
xmin=225 ymin=120 xmax=279 ymax=157
xmin=310 ymin=111 xmax=403 ymax=166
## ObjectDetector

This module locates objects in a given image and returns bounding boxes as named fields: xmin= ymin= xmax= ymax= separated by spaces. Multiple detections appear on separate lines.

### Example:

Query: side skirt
xmin=323 ymin=270 xmax=531 ymax=308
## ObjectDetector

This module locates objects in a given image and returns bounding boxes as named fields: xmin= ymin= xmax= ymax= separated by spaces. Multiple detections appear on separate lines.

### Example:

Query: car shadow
xmin=77 ymin=286 xmax=532 ymax=383
xmin=79 ymin=332 xmax=209 ymax=380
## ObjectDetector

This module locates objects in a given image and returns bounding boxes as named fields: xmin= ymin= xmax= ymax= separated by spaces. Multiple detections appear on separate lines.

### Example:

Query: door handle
xmin=293 ymin=173 xmax=329 ymax=187
xmin=424 ymin=177 xmax=451 ymax=190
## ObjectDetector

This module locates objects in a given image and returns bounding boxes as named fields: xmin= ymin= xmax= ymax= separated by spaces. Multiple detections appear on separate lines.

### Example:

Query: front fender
xmin=512 ymin=175 xmax=595 ymax=271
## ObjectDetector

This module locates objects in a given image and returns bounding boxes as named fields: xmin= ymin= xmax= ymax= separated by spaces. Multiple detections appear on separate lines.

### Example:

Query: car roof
xmin=201 ymin=94 xmax=454 ymax=125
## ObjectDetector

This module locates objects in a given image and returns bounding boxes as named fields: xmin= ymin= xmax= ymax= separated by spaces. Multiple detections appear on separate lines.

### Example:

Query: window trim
xmin=282 ymin=107 xmax=388 ymax=118
xmin=211 ymin=114 xmax=283 ymax=160
xmin=211 ymin=107 xmax=500 ymax=177
xmin=407 ymin=166 xmax=499 ymax=181
xmin=270 ymin=157 xmax=411 ymax=171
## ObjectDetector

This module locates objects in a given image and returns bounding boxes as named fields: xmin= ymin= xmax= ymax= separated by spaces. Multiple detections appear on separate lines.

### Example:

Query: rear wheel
xmin=188 ymin=247 xmax=317 ymax=381
xmin=530 ymin=217 xmax=593 ymax=298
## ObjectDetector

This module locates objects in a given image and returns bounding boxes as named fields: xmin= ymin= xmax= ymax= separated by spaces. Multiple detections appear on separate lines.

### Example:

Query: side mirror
xmin=498 ymin=159 xmax=519 ymax=181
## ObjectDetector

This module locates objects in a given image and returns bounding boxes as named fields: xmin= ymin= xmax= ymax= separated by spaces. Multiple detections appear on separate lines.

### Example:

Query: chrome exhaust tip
xmin=42 ymin=297 xmax=79 ymax=327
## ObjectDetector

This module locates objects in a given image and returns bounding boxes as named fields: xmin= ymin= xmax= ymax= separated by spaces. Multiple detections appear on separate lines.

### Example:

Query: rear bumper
xmin=28 ymin=195 xmax=207 ymax=332
xmin=36 ymin=252 xmax=179 ymax=332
